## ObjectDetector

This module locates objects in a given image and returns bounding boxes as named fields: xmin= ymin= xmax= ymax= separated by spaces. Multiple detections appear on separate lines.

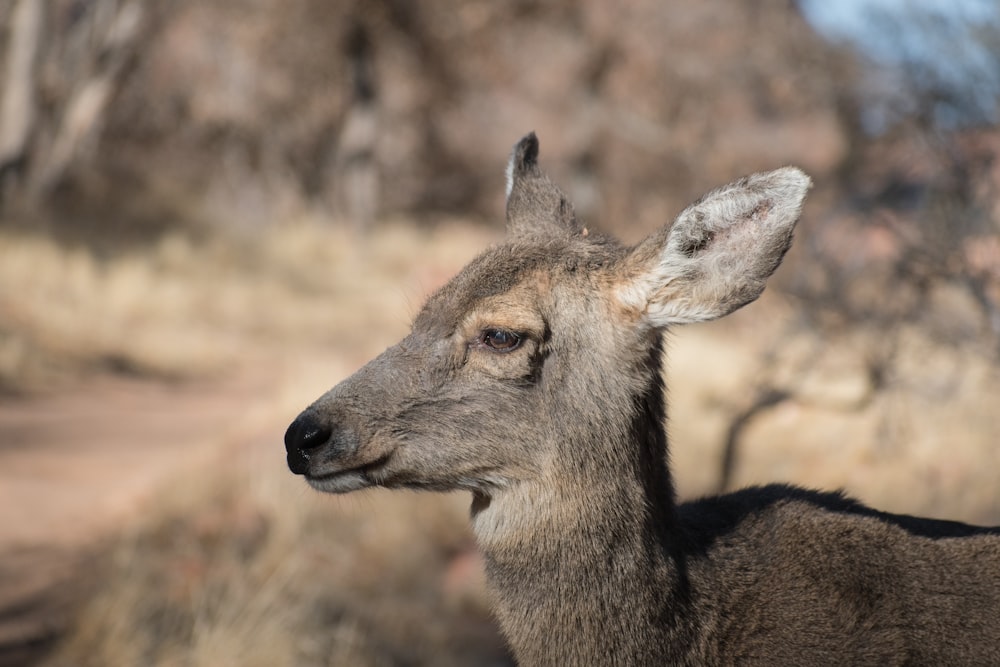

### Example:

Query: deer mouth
xmin=305 ymin=452 xmax=393 ymax=494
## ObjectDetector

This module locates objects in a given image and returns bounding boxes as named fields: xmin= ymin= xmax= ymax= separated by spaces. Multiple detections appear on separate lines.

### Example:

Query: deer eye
xmin=479 ymin=328 xmax=522 ymax=352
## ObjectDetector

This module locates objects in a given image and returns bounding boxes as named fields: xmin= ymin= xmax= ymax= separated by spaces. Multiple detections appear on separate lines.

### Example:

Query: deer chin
xmin=305 ymin=452 xmax=393 ymax=494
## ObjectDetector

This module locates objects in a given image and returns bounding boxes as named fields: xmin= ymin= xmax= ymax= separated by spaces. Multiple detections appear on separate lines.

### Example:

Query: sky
xmin=798 ymin=0 xmax=1000 ymax=131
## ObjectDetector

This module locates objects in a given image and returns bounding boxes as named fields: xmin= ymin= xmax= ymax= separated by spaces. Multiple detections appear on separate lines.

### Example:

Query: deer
xmin=285 ymin=133 xmax=1000 ymax=665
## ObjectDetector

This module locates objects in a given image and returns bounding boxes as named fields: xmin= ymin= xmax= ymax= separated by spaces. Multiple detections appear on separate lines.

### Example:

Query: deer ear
xmin=505 ymin=133 xmax=584 ymax=238
xmin=618 ymin=167 xmax=811 ymax=327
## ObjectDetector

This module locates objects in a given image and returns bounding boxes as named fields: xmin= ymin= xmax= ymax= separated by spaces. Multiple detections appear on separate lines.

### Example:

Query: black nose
xmin=284 ymin=412 xmax=332 ymax=475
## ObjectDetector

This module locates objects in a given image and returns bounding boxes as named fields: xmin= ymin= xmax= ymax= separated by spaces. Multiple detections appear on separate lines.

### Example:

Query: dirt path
xmin=0 ymin=370 xmax=286 ymax=665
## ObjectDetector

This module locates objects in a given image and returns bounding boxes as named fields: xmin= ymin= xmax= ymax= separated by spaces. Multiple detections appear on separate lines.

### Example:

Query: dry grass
xmin=42 ymin=447 xmax=507 ymax=667
xmin=668 ymin=297 xmax=1000 ymax=524
xmin=0 ymin=216 xmax=500 ymax=392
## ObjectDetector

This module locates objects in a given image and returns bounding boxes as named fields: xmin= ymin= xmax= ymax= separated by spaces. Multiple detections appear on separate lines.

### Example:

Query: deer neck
xmin=471 ymin=339 xmax=692 ymax=665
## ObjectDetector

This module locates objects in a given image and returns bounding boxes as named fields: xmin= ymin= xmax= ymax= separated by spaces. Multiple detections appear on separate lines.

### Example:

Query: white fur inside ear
xmin=616 ymin=264 xmax=711 ymax=327
xmin=616 ymin=166 xmax=810 ymax=328
xmin=615 ymin=276 xmax=652 ymax=315
xmin=505 ymin=151 xmax=516 ymax=199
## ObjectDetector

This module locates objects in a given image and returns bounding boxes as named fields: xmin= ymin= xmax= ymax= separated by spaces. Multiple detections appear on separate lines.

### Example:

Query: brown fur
xmin=285 ymin=133 xmax=1000 ymax=665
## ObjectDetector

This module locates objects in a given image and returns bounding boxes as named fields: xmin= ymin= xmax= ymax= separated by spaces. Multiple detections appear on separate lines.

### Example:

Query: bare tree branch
xmin=0 ymin=0 xmax=44 ymax=179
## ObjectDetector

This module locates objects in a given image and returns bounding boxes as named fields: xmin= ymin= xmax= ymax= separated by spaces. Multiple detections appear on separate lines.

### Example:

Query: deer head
xmin=285 ymin=133 xmax=810 ymax=504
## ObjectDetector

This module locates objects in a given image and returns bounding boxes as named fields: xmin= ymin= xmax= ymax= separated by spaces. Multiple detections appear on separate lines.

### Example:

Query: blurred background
xmin=1 ymin=0 xmax=999 ymax=664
